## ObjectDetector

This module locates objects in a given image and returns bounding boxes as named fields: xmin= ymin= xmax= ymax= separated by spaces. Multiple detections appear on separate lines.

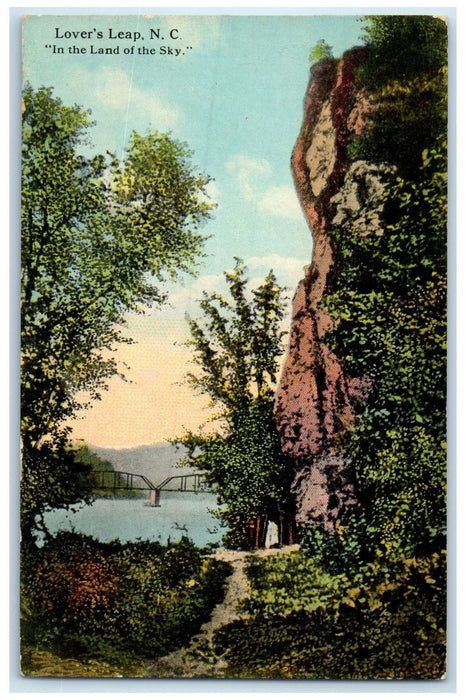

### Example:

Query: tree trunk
xmin=278 ymin=514 xmax=297 ymax=545
xmin=247 ymin=515 xmax=268 ymax=550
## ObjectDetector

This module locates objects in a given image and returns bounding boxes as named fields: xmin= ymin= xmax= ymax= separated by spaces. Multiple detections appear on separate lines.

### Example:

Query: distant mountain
xmin=90 ymin=442 xmax=191 ymax=487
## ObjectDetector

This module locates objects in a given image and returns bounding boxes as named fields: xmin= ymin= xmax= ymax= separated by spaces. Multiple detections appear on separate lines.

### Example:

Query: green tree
xmin=21 ymin=85 xmax=214 ymax=541
xmin=309 ymin=39 xmax=333 ymax=64
xmin=177 ymin=259 xmax=295 ymax=549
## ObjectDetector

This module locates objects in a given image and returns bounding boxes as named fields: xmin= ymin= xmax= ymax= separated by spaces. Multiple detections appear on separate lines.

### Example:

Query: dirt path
xmin=145 ymin=545 xmax=299 ymax=678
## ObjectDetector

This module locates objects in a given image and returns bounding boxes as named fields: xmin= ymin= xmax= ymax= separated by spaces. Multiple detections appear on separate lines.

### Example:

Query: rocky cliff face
xmin=275 ymin=49 xmax=393 ymax=529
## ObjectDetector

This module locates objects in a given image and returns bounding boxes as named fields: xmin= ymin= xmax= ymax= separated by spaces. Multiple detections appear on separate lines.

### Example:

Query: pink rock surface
xmin=275 ymin=49 xmax=372 ymax=528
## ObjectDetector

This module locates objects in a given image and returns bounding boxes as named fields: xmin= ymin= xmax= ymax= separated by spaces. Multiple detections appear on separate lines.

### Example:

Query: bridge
xmin=93 ymin=470 xmax=213 ymax=506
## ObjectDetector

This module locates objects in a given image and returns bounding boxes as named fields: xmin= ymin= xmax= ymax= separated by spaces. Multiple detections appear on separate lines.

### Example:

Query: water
xmin=39 ymin=492 xmax=226 ymax=548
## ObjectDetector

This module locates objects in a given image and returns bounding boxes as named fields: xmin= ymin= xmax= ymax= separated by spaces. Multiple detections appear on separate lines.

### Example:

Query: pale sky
xmin=22 ymin=13 xmax=364 ymax=448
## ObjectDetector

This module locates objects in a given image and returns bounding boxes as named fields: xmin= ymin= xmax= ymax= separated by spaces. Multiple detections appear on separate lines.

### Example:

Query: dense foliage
xmin=310 ymin=39 xmax=333 ymax=64
xmin=323 ymin=142 xmax=448 ymax=561
xmin=358 ymin=15 xmax=448 ymax=88
xmin=213 ymin=549 xmax=446 ymax=679
xmin=323 ymin=17 xmax=448 ymax=564
xmin=21 ymin=85 xmax=214 ymax=539
xmin=21 ymin=533 xmax=230 ymax=675
xmin=177 ymin=260 xmax=295 ymax=548
xmin=351 ymin=15 xmax=448 ymax=177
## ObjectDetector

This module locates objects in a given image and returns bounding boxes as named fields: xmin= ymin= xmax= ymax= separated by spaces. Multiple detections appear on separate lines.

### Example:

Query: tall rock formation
xmin=275 ymin=49 xmax=392 ymax=529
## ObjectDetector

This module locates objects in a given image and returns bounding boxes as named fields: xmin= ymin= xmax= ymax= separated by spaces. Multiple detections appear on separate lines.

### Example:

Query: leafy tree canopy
xmin=310 ymin=39 xmax=333 ymax=64
xmin=176 ymin=259 xmax=295 ymax=549
xmin=21 ymin=85 xmax=214 ymax=538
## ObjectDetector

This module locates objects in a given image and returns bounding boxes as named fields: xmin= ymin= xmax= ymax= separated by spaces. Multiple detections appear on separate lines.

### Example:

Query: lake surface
xmin=39 ymin=492 xmax=226 ymax=548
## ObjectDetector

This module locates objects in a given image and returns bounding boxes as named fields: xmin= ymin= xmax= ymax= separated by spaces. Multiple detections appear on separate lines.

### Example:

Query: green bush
xmin=21 ymin=532 xmax=230 ymax=672
xmin=213 ymin=549 xmax=446 ymax=679
xmin=244 ymin=551 xmax=349 ymax=617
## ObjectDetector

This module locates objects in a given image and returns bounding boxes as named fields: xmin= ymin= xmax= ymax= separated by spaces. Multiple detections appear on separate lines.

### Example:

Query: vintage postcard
xmin=20 ymin=12 xmax=449 ymax=679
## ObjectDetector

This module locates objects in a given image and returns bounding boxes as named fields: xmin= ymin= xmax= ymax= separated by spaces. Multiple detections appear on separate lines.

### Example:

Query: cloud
xmin=149 ymin=274 xmax=226 ymax=319
xmin=226 ymin=155 xmax=272 ymax=201
xmin=71 ymin=67 xmax=180 ymax=131
xmin=142 ymin=254 xmax=307 ymax=327
xmin=199 ymin=180 xmax=221 ymax=207
xmin=227 ymin=155 xmax=303 ymax=221
xmin=257 ymin=185 xmax=304 ymax=221
xmin=246 ymin=254 xmax=309 ymax=291
xmin=96 ymin=68 xmax=180 ymax=129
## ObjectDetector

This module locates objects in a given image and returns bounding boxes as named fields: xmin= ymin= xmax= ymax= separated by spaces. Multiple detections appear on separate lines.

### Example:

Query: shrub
xmin=213 ymin=549 xmax=446 ymax=679
xmin=21 ymin=533 xmax=230 ymax=672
